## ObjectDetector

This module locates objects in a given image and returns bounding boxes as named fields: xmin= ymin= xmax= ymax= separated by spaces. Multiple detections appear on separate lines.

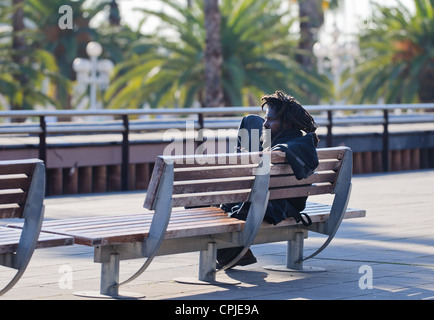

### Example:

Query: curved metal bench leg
xmin=301 ymin=184 xmax=352 ymax=262
xmin=115 ymin=161 xmax=174 ymax=289
xmin=217 ymin=153 xmax=271 ymax=273
xmin=301 ymin=149 xmax=353 ymax=263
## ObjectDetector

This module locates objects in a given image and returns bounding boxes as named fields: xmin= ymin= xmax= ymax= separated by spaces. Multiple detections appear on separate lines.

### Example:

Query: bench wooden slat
xmin=40 ymin=209 xmax=231 ymax=234
xmin=0 ymin=227 xmax=73 ymax=255
xmin=174 ymin=164 xmax=258 ymax=181
xmin=39 ymin=207 xmax=245 ymax=246
xmin=269 ymin=171 xmax=337 ymax=188
xmin=0 ymin=175 xmax=32 ymax=190
xmin=269 ymin=184 xmax=335 ymax=200
xmin=172 ymin=152 xmax=264 ymax=168
xmin=316 ymin=147 xmax=346 ymax=160
xmin=40 ymin=211 xmax=229 ymax=236
xmin=0 ymin=206 xmax=25 ymax=219
xmin=173 ymin=177 xmax=255 ymax=194
xmin=172 ymin=189 xmax=251 ymax=208
xmin=260 ymin=204 xmax=365 ymax=229
xmin=0 ymin=161 xmax=37 ymax=176
xmin=0 ymin=191 xmax=27 ymax=205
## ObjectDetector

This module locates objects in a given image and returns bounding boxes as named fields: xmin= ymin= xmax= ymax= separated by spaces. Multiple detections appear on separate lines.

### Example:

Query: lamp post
xmin=73 ymin=42 xmax=114 ymax=113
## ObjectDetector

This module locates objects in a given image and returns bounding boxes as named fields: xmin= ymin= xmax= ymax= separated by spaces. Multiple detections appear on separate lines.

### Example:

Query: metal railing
xmin=1 ymin=103 xmax=433 ymax=190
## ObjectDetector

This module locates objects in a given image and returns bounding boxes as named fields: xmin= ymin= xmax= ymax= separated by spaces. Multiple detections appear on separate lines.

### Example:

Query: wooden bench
xmin=33 ymin=146 xmax=365 ymax=298
xmin=0 ymin=159 xmax=73 ymax=296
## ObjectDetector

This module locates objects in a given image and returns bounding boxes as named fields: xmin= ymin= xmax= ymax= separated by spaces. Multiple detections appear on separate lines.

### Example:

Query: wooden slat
xmin=172 ymin=189 xmax=251 ymax=208
xmin=0 ymin=161 xmax=36 ymax=175
xmin=0 ymin=205 xmax=24 ymax=219
xmin=260 ymin=202 xmax=365 ymax=229
xmin=0 ymin=190 xmax=27 ymax=204
xmin=269 ymin=159 xmax=340 ymax=176
xmin=174 ymin=164 xmax=257 ymax=181
xmin=269 ymin=184 xmax=335 ymax=200
xmin=0 ymin=226 xmax=73 ymax=254
xmin=37 ymin=207 xmax=245 ymax=246
xmin=173 ymin=176 xmax=255 ymax=194
xmin=0 ymin=175 xmax=31 ymax=190
xmin=172 ymin=152 xmax=264 ymax=168
xmin=269 ymin=171 xmax=337 ymax=188
xmin=317 ymin=148 xmax=346 ymax=160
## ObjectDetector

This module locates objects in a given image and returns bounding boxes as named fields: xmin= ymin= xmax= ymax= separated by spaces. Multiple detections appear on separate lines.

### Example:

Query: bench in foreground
xmin=19 ymin=147 xmax=365 ymax=298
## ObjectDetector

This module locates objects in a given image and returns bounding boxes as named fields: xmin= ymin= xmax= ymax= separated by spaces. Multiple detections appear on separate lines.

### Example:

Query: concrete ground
xmin=1 ymin=169 xmax=433 ymax=301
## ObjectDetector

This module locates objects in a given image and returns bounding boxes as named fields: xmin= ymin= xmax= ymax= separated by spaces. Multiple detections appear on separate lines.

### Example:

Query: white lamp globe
xmin=86 ymin=42 xmax=103 ymax=58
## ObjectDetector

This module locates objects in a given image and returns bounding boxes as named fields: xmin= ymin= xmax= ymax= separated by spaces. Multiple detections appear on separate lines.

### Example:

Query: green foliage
xmin=105 ymin=0 xmax=331 ymax=109
xmin=342 ymin=0 xmax=434 ymax=103
xmin=0 ymin=0 xmax=64 ymax=110
xmin=1 ymin=0 xmax=334 ymax=111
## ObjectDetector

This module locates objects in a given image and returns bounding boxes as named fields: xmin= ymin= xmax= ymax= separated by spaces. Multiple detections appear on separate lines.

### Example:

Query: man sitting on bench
xmin=217 ymin=90 xmax=320 ymax=269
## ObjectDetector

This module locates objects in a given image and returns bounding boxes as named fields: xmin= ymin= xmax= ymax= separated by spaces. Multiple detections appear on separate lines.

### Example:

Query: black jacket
xmin=226 ymin=128 xmax=319 ymax=225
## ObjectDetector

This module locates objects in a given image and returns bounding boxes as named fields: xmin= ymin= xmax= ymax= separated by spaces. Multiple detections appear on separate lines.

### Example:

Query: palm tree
xmin=342 ymin=0 xmax=434 ymax=103
xmin=25 ymin=0 xmax=108 ymax=109
xmin=297 ymin=0 xmax=324 ymax=72
xmin=0 ymin=0 xmax=60 ymax=113
xmin=296 ymin=0 xmax=340 ymax=71
xmin=105 ymin=0 xmax=331 ymax=109
xmin=204 ymin=0 xmax=224 ymax=108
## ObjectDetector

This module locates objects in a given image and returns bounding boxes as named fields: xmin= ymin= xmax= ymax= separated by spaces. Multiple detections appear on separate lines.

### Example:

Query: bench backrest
xmin=0 ymin=159 xmax=45 ymax=220
xmin=144 ymin=147 xmax=351 ymax=210
xmin=0 ymin=159 xmax=46 ymax=296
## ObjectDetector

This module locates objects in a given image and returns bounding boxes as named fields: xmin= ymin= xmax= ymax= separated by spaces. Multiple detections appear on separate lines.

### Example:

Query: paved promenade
xmin=1 ymin=169 xmax=434 ymax=301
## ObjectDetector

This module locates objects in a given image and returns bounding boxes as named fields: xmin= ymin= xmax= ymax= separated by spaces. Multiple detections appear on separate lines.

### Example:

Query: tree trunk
xmin=418 ymin=68 xmax=434 ymax=103
xmin=11 ymin=0 xmax=26 ymax=115
xmin=109 ymin=0 xmax=121 ymax=26
xmin=204 ymin=0 xmax=224 ymax=108
xmin=297 ymin=0 xmax=324 ymax=71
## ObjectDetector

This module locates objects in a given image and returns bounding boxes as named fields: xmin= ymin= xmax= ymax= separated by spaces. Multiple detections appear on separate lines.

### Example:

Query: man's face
xmin=263 ymin=106 xmax=282 ymax=138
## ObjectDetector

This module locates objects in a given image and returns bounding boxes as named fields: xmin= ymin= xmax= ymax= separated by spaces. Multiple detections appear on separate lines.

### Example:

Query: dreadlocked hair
xmin=260 ymin=90 xmax=319 ymax=147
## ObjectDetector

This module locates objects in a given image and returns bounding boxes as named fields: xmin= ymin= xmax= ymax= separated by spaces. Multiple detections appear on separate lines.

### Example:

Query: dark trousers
xmin=217 ymin=115 xmax=264 ymax=265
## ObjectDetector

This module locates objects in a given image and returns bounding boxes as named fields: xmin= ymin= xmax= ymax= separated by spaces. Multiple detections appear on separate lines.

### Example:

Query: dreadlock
xmin=260 ymin=91 xmax=319 ymax=147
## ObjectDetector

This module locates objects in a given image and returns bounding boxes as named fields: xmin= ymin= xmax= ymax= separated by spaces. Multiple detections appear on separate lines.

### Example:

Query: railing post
xmin=327 ymin=110 xmax=333 ymax=147
xmin=198 ymin=113 xmax=204 ymax=130
xmin=38 ymin=115 xmax=47 ymax=163
xmin=382 ymin=109 xmax=390 ymax=172
xmin=121 ymin=115 xmax=130 ymax=191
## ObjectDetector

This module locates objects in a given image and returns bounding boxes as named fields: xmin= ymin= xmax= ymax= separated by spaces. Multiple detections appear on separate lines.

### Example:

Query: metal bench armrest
xmin=302 ymin=148 xmax=353 ymax=262
xmin=0 ymin=162 xmax=45 ymax=296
